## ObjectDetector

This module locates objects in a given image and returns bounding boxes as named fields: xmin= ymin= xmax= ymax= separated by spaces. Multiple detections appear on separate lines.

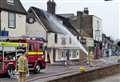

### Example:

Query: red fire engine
xmin=0 ymin=38 xmax=47 ymax=77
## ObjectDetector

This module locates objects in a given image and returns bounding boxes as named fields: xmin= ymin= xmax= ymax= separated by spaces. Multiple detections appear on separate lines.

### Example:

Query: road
xmin=0 ymin=62 xmax=106 ymax=82
xmin=0 ymin=65 xmax=81 ymax=82
xmin=0 ymin=56 xmax=119 ymax=82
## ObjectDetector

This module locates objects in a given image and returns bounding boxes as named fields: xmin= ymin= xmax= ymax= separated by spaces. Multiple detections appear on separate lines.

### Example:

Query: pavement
xmin=92 ymin=73 xmax=120 ymax=82
xmin=0 ymin=56 xmax=120 ymax=82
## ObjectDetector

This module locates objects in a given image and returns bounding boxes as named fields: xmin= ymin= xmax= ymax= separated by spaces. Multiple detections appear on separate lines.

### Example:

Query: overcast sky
xmin=20 ymin=0 xmax=120 ymax=40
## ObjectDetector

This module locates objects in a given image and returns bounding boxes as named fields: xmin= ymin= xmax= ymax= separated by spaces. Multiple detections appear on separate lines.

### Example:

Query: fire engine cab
xmin=0 ymin=38 xmax=47 ymax=77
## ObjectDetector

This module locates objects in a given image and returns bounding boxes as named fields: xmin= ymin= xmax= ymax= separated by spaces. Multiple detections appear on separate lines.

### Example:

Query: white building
xmin=92 ymin=15 xmax=102 ymax=42
xmin=0 ymin=0 xmax=26 ymax=36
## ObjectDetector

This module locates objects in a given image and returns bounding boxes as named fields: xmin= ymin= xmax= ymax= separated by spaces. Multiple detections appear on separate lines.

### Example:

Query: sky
xmin=20 ymin=0 xmax=120 ymax=40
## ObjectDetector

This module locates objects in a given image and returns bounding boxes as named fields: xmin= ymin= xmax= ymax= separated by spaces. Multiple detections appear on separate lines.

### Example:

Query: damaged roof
xmin=56 ymin=15 xmax=80 ymax=36
xmin=27 ymin=7 xmax=70 ymax=34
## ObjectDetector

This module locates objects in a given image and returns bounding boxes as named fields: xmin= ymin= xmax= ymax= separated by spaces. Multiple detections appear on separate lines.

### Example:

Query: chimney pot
xmin=84 ymin=7 xmax=89 ymax=15
xmin=47 ymin=0 xmax=56 ymax=14
xmin=77 ymin=11 xmax=83 ymax=16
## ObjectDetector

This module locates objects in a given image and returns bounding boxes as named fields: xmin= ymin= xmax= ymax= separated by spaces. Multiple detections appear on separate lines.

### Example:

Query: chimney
xmin=47 ymin=0 xmax=52 ymax=13
xmin=83 ymin=7 xmax=89 ymax=15
xmin=47 ymin=0 xmax=56 ymax=14
xmin=77 ymin=11 xmax=83 ymax=17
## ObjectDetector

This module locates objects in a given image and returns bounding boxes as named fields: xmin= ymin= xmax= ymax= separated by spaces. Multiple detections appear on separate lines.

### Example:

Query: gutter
xmin=0 ymin=8 xmax=27 ymax=15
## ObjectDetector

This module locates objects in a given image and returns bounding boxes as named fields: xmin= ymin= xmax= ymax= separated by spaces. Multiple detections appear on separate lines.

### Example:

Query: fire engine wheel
xmin=7 ymin=65 xmax=15 ymax=78
xmin=34 ymin=64 xmax=41 ymax=73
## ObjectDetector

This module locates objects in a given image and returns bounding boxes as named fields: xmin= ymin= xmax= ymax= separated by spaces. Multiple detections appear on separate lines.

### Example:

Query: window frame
xmin=61 ymin=37 xmax=66 ymax=45
xmin=54 ymin=33 xmax=58 ymax=43
xmin=28 ymin=43 xmax=34 ymax=52
xmin=7 ymin=0 xmax=14 ymax=5
xmin=8 ymin=12 xmax=16 ymax=29
xmin=69 ymin=37 xmax=72 ymax=44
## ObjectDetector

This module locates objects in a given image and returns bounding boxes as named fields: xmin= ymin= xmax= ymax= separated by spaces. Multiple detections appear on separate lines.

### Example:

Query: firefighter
xmin=17 ymin=51 xmax=29 ymax=82
xmin=87 ymin=50 xmax=94 ymax=66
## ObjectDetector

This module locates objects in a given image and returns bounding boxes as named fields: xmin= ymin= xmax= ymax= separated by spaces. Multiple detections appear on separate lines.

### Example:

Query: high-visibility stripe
xmin=28 ymin=52 xmax=43 ymax=55
xmin=0 ymin=42 xmax=28 ymax=47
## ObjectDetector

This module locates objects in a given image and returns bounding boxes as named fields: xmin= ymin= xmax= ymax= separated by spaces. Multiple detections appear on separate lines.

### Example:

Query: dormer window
xmin=7 ymin=0 xmax=14 ymax=4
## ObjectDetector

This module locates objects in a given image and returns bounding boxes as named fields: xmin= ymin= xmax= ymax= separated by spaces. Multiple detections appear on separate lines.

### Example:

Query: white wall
xmin=47 ymin=33 xmax=66 ymax=48
xmin=26 ymin=19 xmax=47 ymax=40
xmin=47 ymin=33 xmax=81 ymax=48
xmin=47 ymin=33 xmax=80 ymax=61
xmin=1 ymin=11 xmax=26 ymax=36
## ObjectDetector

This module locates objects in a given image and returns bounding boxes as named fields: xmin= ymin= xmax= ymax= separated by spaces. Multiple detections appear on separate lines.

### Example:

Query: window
xmin=95 ymin=30 xmax=100 ymax=41
xmin=61 ymin=51 xmax=66 ymax=58
xmin=28 ymin=17 xmax=35 ymax=24
xmin=39 ymin=44 xmax=43 ymax=51
xmin=69 ymin=37 xmax=72 ymax=44
xmin=7 ymin=0 xmax=14 ymax=4
xmin=72 ymin=50 xmax=77 ymax=58
xmin=29 ymin=44 xmax=33 ymax=51
xmin=97 ymin=20 xmax=100 ymax=30
xmin=8 ymin=12 xmax=16 ymax=29
xmin=61 ymin=37 xmax=66 ymax=45
xmin=55 ymin=34 xmax=57 ymax=43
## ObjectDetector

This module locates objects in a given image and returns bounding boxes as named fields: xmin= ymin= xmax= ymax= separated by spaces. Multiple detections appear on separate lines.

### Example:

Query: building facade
xmin=59 ymin=8 xmax=102 ymax=58
xmin=102 ymin=34 xmax=114 ymax=57
xmin=59 ymin=8 xmax=102 ymax=46
xmin=0 ymin=0 xmax=26 ymax=36
xmin=26 ymin=7 xmax=81 ymax=64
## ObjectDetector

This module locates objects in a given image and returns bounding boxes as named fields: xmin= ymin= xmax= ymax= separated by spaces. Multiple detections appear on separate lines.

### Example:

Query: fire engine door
xmin=0 ymin=61 xmax=3 ymax=72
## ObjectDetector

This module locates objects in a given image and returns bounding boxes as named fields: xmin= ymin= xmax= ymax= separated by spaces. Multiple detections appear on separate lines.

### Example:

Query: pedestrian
xmin=17 ymin=51 xmax=29 ymax=82
xmin=65 ymin=50 xmax=70 ymax=66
